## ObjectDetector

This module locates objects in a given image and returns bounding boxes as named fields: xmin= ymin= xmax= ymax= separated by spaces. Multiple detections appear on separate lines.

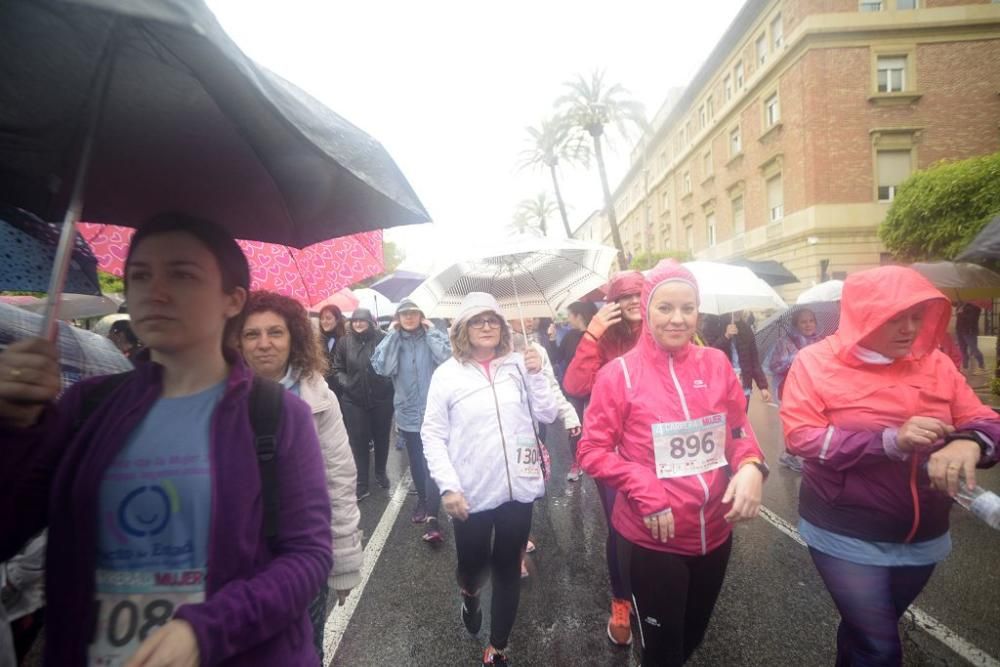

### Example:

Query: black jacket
xmin=704 ymin=316 xmax=768 ymax=392
xmin=332 ymin=329 xmax=394 ymax=408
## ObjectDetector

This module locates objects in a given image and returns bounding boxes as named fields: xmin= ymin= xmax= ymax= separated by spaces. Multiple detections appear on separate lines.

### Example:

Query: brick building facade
xmin=580 ymin=0 xmax=1000 ymax=300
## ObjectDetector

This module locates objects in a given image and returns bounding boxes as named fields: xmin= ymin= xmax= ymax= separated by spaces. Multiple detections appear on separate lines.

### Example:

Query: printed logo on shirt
xmin=644 ymin=616 xmax=662 ymax=627
xmin=693 ymin=379 xmax=707 ymax=390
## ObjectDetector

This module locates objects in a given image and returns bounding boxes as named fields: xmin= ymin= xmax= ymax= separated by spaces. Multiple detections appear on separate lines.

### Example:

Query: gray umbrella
xmin=0 ymin=0 xmax=429 ymax=333
xmin=956 ymin=214 xmax=1000 ymax=264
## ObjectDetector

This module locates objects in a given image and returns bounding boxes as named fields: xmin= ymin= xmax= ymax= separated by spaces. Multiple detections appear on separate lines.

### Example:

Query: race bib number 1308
xmin=652 ymin=414 xmax=728 ymax=479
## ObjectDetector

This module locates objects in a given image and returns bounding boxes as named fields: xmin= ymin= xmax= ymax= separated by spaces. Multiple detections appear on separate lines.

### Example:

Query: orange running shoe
xmin=607 ymin=597 xmax=633 ymax=646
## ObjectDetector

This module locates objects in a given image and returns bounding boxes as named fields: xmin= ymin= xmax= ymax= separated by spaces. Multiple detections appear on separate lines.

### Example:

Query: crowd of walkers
xmin=0 ymin=212 xmax=998 ymax=667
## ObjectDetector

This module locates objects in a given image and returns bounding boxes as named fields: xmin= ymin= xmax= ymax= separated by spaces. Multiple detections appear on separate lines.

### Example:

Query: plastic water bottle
xmin=955 ymin=481 xmax=1000 ymax=530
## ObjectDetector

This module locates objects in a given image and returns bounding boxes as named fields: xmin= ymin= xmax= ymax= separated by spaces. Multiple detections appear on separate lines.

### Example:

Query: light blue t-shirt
xmin=90 ymin=381 xmax=225 ymax=665
xmin=799 ymin=517 xmax=951 ymax=567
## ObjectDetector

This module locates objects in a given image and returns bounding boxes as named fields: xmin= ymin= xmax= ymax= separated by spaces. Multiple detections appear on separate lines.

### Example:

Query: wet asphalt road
xmin=331 ymin=397 xmax=1000 ymax=667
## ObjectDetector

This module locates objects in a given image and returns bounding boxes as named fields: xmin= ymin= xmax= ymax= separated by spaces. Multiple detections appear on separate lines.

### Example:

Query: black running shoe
xmin=374 ymin=472 xmax=390 ymax=489
xmin=461 ymin=597 xmax=482 ymax=635
xmin=356 ymin=484 xmax=370 ymax=500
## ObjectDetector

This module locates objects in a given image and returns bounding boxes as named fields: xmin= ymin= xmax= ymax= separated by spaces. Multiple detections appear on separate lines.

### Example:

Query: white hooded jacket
xmin=420 ymin=292 xmax=559 ymax=513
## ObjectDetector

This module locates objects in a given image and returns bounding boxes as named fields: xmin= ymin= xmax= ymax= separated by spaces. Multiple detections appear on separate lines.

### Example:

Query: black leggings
xmin=341 ymin=399 xmax=393 ymax=486
xmin=453 ymin=501 xmax=534 ymax=650
xmin=621 ymin=534 xmax=733 ymax=666
xmin=400 ymin=430 xmax=440 ymax=517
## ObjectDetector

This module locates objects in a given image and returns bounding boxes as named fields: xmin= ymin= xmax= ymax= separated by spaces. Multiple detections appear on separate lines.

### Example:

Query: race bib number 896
xmin=652 ymin=414 xmax=728 ymax=478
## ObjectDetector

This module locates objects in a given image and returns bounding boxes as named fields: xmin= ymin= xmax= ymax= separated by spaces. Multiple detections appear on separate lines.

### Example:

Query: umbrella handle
xmin=40 ymin=21 xmax=119 ymax=340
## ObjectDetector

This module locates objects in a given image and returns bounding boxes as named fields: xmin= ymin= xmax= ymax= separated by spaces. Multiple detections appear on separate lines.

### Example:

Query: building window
xmin=703 ymin=151 xmax=713 ymax=177
xmin=732 ymin=195 xmax=745 ymax=234
xmin=756 ymin=34 xmax=767 ymax=67
xmin=735 ymin=61 xmax=745 ymax=90
xmin=683 ymin=171 xmax=692 ymax=194
xmin=685 ymin=222 xmax=694 ymax=251
xmin=897 ymin=0 xmax=916 ymax=7
xmin=706 ymin=213 xmax=717 ymax=248
xmin=730 ymin=127 xmax=742 ymax=156
xmin=685 ymin=121 xmax=693 ymax=145
xmin=662 ymin=191 xmax=670 ymax=211
xmin=707 ymin=95 xmax=715 ymax=121
xmin=771 ymin=15 xmax=783 ymax=49
xmin=699 ymin=104 xmax=707 ymax=129
xmin=764 ymin=93 xmax=780 ymax=128
xmin=877 ymin=56 xmax=907 ymax=93
xmin=767 ymin=174 xmax=784 ymax=221
xmin=877 ymin=150 xmax=912 ymax=201
xmin=860 ymin=0 xmax=883 ymax=10
xmin=724 ymin=75 xmax=733 ymax=102
xmin=678 ymin=128 xmax=686 ymax=148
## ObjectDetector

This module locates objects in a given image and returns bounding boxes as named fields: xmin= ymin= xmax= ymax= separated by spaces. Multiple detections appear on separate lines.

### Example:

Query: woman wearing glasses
xmin=421 ymin=292 xmax=558 ymax=667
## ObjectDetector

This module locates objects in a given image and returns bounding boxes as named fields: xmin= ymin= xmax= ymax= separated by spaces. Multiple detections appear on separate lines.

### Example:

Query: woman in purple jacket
xmin=0 ymin=214 xmax=332 ymax=666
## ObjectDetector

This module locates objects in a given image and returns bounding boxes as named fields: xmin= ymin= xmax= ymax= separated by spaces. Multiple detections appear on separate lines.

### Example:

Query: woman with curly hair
xmin=238 ymin=291 xmax=363 ymax=663
xmin=422 ymin=292 xmax=558 ymax=666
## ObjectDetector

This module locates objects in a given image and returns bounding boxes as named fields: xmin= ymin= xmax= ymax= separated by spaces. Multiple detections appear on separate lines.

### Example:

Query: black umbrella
xmin=1 ymin=0 xmax=430 ymax=333
xmin=726 ymin=258 xmax=798 ymax=286
xmin=956 ymin=214 xmax=1000 ymax=264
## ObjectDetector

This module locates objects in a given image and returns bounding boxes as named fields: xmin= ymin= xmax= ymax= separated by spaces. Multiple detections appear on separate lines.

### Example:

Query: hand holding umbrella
xmin=0 ymin=338 xmax=61 ymax=428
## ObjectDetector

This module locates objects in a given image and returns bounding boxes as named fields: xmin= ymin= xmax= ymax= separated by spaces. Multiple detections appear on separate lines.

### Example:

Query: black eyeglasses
xmin=468 ymin=316 xmax=503 ymax=330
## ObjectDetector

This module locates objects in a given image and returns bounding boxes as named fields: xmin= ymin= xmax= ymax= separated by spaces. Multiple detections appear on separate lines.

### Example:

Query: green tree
xmin=510 ymin=193 xmax=558 ymax=237
xmin=558 ymin=70 xmax=648 ymax=270
xmin=879 ymin=151 xmax=1000 ymax=261
xmin=518 ymin=116 xmax=590 ymax=238
xmin=629 ymin=250 xmax=691 ymax=271
xmin=99 ymin=271 xmax=124 ymax=294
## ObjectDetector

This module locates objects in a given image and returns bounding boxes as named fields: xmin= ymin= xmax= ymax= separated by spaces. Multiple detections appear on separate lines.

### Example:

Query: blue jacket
xmin=371 ymin=326 xmax=451 ymax=431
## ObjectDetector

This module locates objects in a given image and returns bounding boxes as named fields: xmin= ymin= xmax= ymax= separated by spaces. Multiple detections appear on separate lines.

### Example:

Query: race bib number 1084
xmin=652 ymin=414 xmax=728 ymax=479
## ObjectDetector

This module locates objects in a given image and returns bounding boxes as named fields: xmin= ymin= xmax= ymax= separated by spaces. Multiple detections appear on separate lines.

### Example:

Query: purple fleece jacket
xmin=0 ymin=353 xmax=331 ymax=665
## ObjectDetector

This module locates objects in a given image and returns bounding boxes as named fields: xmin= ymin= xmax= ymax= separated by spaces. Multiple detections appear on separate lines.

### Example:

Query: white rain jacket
xmin=421 ymin=352 xmax=559 ymax=514
xmin=298 ymin=371 xmax=364 ymax=591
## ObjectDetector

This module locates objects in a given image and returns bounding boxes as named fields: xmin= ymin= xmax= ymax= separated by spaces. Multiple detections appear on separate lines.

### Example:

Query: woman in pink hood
xmin=562 ymin=269 xmax=645 ymax=645
xmin=781 ymin=265 xmax=1000 ymax=666
xmin=578 ymin=260 xmax=767 ymax=666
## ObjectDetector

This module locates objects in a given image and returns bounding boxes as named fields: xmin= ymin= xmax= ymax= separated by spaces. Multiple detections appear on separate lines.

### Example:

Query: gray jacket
xmin=371 ymin=325 xmax=451 ymax=432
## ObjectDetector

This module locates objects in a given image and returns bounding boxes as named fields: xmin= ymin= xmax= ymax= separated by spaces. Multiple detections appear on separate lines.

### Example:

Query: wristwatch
xmin=739 ymin=458 xmax=770 ymax=479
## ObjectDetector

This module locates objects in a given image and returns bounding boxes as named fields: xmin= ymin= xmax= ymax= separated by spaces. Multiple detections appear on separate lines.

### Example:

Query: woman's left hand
xmin=722 ymin=463 xmax=763 ymax=523
xmin=124 ymin=619 xmax=199 ymax=667
xmin=523 ymin=347 xmax=542 ymax=374
xmin=928 ymin=439 xmax=981 ymax=497
xmin=336 ymin=589 xmax=352 ymax=606
xmin=567 ymin=426 xmax=581 ymax=437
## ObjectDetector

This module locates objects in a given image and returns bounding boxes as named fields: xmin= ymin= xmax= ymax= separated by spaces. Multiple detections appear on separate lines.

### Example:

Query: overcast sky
xmin=206 ymin=0 xmax=746 ymax=272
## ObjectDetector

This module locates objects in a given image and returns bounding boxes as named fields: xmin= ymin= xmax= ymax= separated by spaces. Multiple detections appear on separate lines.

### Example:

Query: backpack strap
xmin=75 ymin=371 xmax=135 ymax=430
xmin=249 ymin=376 xmax=284 ymax=544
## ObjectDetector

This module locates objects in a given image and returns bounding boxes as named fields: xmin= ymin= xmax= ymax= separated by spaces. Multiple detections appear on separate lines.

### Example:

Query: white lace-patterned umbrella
xmin=408 ymin=238 xmax=619 ymax=325
xmin=683 ymin=261 xmax=787 ymax=315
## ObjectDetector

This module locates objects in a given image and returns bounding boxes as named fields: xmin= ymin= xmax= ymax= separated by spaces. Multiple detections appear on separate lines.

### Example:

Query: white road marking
xmin=758 ymin=506 xmax=1000 ymax=667
xmin=324 ymin=471 xmax=412 ymax=664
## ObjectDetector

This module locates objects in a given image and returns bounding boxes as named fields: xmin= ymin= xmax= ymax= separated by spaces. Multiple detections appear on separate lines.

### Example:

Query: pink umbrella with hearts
xmin=78 ymin=223 xmax=383 ymax=306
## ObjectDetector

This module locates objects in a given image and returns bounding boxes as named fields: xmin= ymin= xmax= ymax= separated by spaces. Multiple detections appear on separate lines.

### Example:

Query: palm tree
xmin=558 ymin=70 xmax=647 ymax=269
xmin=509 ymin=193 xmax=559 ymax=237
xmin=518 ymin=115 xmax=590 ymax=238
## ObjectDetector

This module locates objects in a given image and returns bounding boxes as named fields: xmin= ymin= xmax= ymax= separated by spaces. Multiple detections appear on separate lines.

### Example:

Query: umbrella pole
xmin=508 ymin=263 xmax=531 ymax=349
xmin=40 ymin=25 xmax=118 ymax=340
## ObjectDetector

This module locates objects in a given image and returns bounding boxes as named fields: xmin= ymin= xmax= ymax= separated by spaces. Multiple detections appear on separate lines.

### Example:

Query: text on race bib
xmin=652 ymin=413 xmax=728 ymax=479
